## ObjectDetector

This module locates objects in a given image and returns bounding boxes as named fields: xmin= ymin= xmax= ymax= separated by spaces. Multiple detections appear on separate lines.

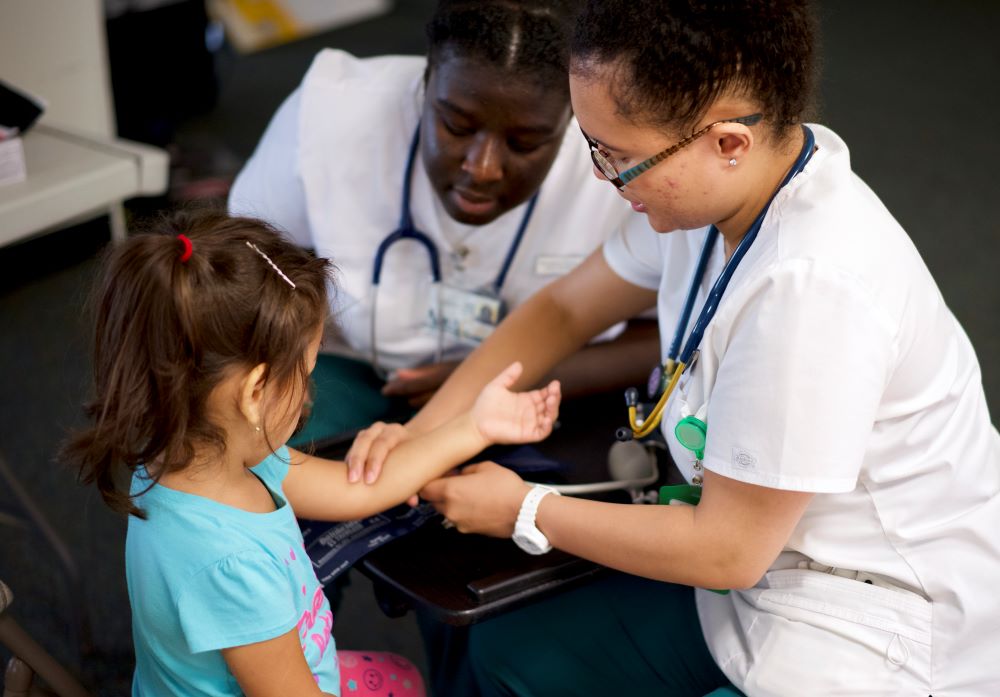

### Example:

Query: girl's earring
xmin=254 ymin=424 xmax=261 ymax=433
xmin=729 ymin=158 xmax=738 ymax=167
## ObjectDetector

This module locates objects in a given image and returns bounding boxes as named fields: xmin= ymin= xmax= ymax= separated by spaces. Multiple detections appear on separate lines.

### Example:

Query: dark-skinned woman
xmin=230 ymin=0 xmax=656 ymax=445
xmin=231 ymin=4 xmax=658 ymax=695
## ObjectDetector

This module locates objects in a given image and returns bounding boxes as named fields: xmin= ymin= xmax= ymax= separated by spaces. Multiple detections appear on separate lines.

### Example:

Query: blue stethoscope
xmin=619 ymin=125 xmax=817 ymax=441
xmin=369 ymin=126 xmax=539 ymax=375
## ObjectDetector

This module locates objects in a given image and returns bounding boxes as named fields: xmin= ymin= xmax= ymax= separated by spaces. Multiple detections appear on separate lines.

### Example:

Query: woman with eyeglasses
xmin=230 ymin=0 xmax=655 ymax=445
xmin=349 ymin=1 xmax=1000 ymax=695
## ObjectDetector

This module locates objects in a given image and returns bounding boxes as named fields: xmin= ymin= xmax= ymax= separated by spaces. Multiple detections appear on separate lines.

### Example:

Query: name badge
xmin=534 ymin=254 xmax=584 ymax=276
xmin=426 ymin=284 xmax=506 ymax=345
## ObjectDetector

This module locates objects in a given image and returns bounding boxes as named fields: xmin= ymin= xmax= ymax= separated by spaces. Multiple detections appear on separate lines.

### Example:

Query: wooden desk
xmin=356 ymin=390 xmax=644 ymax=626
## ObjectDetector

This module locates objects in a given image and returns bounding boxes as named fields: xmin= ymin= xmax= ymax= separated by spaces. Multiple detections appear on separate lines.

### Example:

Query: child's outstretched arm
xmin=282 ymin=362 xmax=560 ymax=521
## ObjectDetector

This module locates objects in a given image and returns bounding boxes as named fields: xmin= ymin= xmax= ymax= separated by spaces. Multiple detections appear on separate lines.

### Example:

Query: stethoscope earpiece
xmin=614 ymin=427 xmax=634 ymax=442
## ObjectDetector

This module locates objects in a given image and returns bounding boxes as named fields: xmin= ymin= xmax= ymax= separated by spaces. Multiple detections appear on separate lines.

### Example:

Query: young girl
xmin=63 ymin=210 xmax=560 ymax=697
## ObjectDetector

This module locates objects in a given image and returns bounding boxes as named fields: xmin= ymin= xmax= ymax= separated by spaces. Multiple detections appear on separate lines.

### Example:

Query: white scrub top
xmin=604 ymin=124 xmax=1000 ymax=696
xmin=230 ymin=49 xmax=630 ymax=371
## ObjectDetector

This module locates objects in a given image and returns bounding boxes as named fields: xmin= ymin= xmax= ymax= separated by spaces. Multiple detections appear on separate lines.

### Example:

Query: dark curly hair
xmin=426 ymin=0 xmax=578 ymax=92
xmin=571 ymin=0 xmax=818 ymax=139
xmin=62 ymin=209 xmax=333 ymax=517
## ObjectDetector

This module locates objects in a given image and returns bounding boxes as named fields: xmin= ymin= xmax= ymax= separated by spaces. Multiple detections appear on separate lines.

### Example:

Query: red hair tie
xmin=177 ymin=234 xmax=193 ymax=263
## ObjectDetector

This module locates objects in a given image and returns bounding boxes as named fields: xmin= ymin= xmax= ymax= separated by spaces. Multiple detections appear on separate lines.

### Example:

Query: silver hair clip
xmin=245 ymin=241 xmax=296 ymax=289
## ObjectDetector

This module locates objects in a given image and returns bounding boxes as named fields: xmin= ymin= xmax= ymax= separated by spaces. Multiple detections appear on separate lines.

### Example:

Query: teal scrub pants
xmin=469 ymin=572 xmax=740 ymax=697
xmin=289 ymin=354 xmax=413 ymax=449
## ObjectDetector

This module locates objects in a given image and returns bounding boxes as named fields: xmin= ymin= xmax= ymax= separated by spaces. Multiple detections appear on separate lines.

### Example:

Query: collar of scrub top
xmin=369 ymin=125 xmax=540 ymax=375
xmin=619 ymin=124 xmax=817 ymax=441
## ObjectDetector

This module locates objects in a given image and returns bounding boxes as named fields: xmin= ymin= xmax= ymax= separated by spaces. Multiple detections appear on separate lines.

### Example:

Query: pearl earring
xmin=729 ymin=158 xmax=738 ymax=167
xmin=254 ymin=425 xmax=261 ymax=433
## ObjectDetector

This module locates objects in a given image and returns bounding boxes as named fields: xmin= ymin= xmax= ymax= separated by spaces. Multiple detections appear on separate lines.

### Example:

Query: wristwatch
xmin=512 ymin=485 xmax=560 ymax=555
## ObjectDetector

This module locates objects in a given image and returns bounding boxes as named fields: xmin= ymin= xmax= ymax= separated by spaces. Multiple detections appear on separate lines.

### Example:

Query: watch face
xmin=512 ymin=527 xmax=548 ymax=555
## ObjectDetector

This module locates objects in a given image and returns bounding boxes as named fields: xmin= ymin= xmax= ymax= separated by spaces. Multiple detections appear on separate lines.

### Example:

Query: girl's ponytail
xmin=63 ymin=209 xmax=331 ymax=517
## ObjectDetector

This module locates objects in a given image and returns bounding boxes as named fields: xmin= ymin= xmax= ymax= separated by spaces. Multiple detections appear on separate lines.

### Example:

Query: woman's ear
xmin=715 ymin=125 xmax=754 ymax=166
xmin=238 ymin=363 xmax=269 ymax=431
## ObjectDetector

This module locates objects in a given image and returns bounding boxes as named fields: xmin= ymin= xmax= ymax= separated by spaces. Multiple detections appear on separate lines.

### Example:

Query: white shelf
xmin=0 ymin=125 xmax=168 ymax=247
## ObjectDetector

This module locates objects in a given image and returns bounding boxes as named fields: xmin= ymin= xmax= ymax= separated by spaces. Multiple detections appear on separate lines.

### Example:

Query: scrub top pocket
xmin=735 ymin=568 xmax=932 ymax=696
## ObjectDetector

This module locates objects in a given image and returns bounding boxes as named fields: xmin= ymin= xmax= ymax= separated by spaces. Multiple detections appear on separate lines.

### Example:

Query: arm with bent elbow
xmin=381 ymin=318 xmax=660 ymax=407
xmin=347 ymin=251 xmax=658 ymax=481
xmin=419 ymin=465 xmax=813 ymax=589
xmin=282 ymin=362 xmax=560 ymax=522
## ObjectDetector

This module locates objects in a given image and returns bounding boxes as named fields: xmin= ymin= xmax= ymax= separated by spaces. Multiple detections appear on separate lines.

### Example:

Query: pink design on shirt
xmin=310 ymin=610 xmax=334 ymax=658
xmin=297 ymin=587 xmax=325 ymax=636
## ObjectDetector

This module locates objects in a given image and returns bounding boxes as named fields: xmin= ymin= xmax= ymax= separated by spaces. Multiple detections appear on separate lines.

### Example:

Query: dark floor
xmin=1 ymin=2 xmax=998 ymax=695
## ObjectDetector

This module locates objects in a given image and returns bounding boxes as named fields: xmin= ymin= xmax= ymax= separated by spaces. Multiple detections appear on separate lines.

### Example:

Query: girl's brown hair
xmin=62 ymin=209 xmax=332 ymax=517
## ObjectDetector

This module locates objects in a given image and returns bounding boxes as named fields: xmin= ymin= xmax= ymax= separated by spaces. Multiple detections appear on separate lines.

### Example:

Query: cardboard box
xmin=208 ymin=0 xmax=392 ymax=53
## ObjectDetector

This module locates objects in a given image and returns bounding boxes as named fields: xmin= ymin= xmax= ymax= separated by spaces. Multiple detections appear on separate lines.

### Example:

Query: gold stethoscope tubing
xmin=628 ymin=358 xmax=686 ymax=438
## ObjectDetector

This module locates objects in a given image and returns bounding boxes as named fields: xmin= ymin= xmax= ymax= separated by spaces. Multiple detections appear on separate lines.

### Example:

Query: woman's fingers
xmin=418 ymin=462 xmax=528 ymax=537
xmin=345 ymin=422 xmax=384 ymax=483
xmin=364 ymin=433 xmax=395 ymax=483
xmin=381 ymin=360 xmax=460 ymax=397
xmin=344 ymin=422 xmax=409 ymax=484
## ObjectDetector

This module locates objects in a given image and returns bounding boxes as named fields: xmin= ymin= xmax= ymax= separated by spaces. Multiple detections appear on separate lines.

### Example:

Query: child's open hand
xmin=471 ymin=362 xmax=561 ymax=445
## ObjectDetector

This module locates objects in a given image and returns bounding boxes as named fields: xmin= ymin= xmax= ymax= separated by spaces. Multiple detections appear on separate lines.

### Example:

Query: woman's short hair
xmin=571 ymin=0 xmax=818 ymax=139
xmin=426 ymin=0 xmax=577 ymax=92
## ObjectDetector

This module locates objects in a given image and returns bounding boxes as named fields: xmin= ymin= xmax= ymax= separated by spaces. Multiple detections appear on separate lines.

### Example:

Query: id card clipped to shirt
xmin=426 ymin=284 xmax=506 ymax=346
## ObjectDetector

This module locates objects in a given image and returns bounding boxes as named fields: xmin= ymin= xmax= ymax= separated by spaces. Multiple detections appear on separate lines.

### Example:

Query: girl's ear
xmin=238 ymin=363 xmax=269 ymax=430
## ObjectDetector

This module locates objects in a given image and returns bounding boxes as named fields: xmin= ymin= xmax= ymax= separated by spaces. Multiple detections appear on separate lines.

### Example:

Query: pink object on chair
xmin=337 ymin=650 xmax=425 ymax=696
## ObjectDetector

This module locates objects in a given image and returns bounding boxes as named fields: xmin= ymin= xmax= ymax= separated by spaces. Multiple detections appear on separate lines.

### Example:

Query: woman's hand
xmin=345 ymin=421 xmax=411 ymax=484
xmin=471 ymin=361 xmax=560 ymax=445
xmin=381 ymin=360 xmax=461 ymax=407
xmin=419 ymin=462 xmax=531 ymax=537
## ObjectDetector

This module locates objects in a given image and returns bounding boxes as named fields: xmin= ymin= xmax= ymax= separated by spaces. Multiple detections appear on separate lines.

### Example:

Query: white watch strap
xmin=516 ymin=485 xmax=559 ymax=547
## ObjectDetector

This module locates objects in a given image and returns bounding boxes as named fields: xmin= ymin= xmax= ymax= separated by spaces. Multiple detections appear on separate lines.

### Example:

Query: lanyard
xmin=624 ymin=125 xmax=817 ymax=440
xmin=371 ymin=126 xmax=538 ymax=295
xmin=370 ymin=126 xmax=539 ymax=374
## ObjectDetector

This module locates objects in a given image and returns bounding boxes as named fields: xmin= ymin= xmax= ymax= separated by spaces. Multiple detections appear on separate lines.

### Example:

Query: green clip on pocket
xmin=658 ymin=484 xmax=703 ymax=506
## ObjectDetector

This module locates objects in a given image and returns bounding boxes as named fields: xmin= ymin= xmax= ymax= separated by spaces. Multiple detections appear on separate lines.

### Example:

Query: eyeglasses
xmin=581 ymin=113 xmax=763 ymax=190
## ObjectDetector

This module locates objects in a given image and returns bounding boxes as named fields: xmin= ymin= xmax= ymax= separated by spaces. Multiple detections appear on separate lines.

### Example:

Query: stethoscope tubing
xmin=627 ymin=125 xmax=817 ymax=439
xmin=369 ymin=125 xmax=539 ymax=375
